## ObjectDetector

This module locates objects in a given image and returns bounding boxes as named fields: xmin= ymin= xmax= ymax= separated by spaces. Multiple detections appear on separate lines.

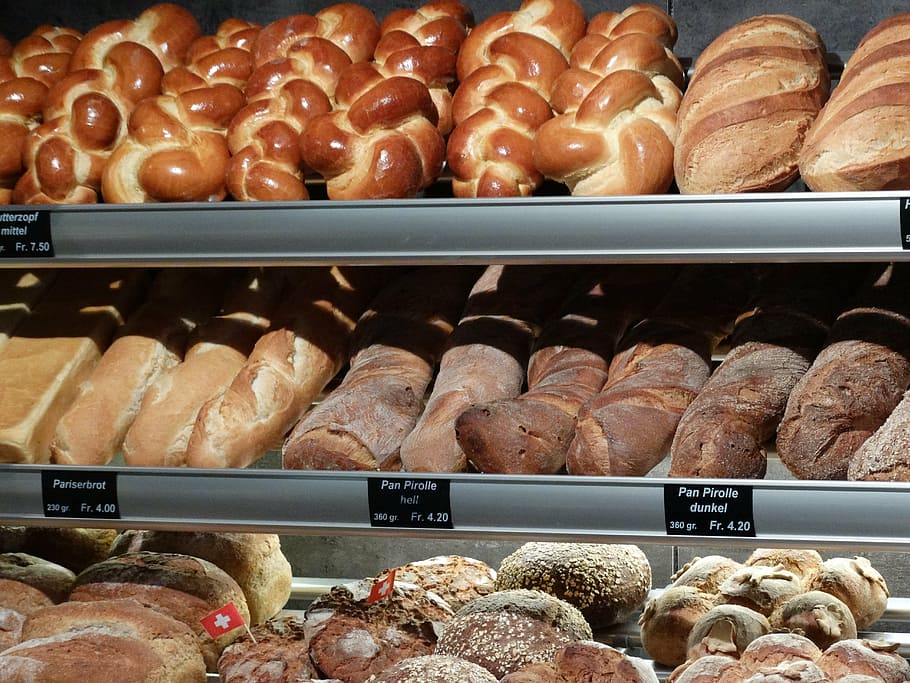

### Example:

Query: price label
xmin=368 ymin=477 xmax=453 ymax=529
xmin=41 ymin=471 xmax=120 ymax=519
xmin=664 ymin=484 xmax=755 ymax=537
xmin=901 ymin=198 xmax=910 ymax=250
xmin=0 ymin=211 xmax=54 ymax=258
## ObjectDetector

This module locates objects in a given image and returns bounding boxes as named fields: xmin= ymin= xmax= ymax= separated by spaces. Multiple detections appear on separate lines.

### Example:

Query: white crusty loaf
xmin=674 ymin=14 xmax=829 ymax=194
xmin=800 ymin=13 xmax=910 ymax=191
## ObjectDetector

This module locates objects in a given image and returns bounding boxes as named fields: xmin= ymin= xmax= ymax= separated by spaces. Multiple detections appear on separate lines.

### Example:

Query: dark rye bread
xmin=218 ymin=615 xmax=320 ymax=683
xmin=0 ymin=553 xmax=75 ymax=603
xmin=1 ymin=526 xmax=117 ymax=573
xmin=304 ymin=579 xmax=454 ymax=683
xmin=500 ymin=641 xmax=659 ymax=682
xmin=494 ymin=543 xmax=651 ymax=628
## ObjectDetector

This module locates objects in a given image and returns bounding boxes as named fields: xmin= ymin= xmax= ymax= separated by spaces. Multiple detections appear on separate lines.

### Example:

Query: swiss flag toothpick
xmin=200 ymin=601 xmax=256 ymax=643
xmin=367 ymin=568 xmax=397 ymax=604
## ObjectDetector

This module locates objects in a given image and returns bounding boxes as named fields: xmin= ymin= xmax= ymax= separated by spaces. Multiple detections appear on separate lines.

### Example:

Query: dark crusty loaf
xmin=217 ymin=614 xmax=319 ymax=683
xmin=848 ymin=389 xmax=910 ymax=481
xmin=674 ymin=14 xmax=829 ymax=193
xmin=799 ymin=13 xmax=910 ymax=191
xmin=501 ymin=640 xmax=659 ymax=682
xmin=380 ymin=555 xmax=496 ymax=612
xmin=639 ymin=585 xmax=716 ymax=667
xmin=0 ymin=553 xmax=75 ymax=603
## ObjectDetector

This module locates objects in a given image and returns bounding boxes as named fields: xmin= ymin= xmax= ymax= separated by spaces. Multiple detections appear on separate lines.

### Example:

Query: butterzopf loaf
xmin=778 ymin=263 xmax=910 ymax=480
xmin=435 ymin=589 xmax=592 ymax=679
xmin=500 ymin=641 xmax=659 ymax=682
xmin=366 ymin=654 xmax=498 ymax=682
xmin=283 ymin=266 xmax=479 ymax=471
xmin=674 ymin=14 xmax=829 ymax=193
xmin=494 ymin=542 xmax=651 ymax=628
xmin=799 ymin=14 xmax=910 ymax=191
xmin=69 ymin=551 xmax=251 ymax=671
xmin=0 ymin=553 xmax=75 ymax=603
xmin=304 ymin=578 xmax=454 ymax=682
xmin=108 ymin=530 xmax=292 ymax=624
xmin=0 ymin=269 xmax=148 ymax=463
xmin=380 ymin=555 xmax=497 ymax=611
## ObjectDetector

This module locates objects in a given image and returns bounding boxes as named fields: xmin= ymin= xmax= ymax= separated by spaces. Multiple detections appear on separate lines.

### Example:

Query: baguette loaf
xmin=567 ymin=265 xmax=751 ymax=476
xmin=669 ymin=264 xmax=864 ymax=479
xmin=123 ymin=268 xmax=285 ymax=467
xmin=0 ymin=269 xmax=147 ymax=464
xmin=50 ymin=269 xmax=231 ymax=466
xmin=399 ymin=265 xmax=580 ymax=472
xmin=282 ymin=266 xmax=479 ymax=471
xmin=455 ymin=266 xmax=675 ymax=474
xmin=799 ymin=13 xmax=910 ymax=191
xmin=674 ymin=14 xmax=829 ymax=194
xmin=778 ymin=263 xmax=910 ymax=480
xmin=185 ymin=266 xmax=391 ymax=469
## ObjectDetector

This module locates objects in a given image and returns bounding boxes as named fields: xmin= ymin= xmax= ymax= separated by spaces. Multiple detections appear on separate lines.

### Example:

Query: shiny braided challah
xmin=13 ymin=3 xmax=200 ymax=204
xmin=299 ymin=0 xmax=472 ymax=199
xmin=101 ymin=19 xmax=260 ymax=202
xmin=225 ymin=4 xmax=380 ymax=201
xmin=445 ymin=0 xmax=586 ymax=198
xmin=0 ymin=25 xmax=82 ymax=202
xmin=534 ymin=4 xmax=684 ymax=195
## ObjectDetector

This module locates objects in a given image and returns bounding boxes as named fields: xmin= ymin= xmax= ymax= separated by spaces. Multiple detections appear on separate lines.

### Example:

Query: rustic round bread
xmin=501 ymin=640 xmax=659 ymax=683
xmin=743 ymin=548 xmax=824 ymax=588
xmin=19 ymin=527 xmax=116 ymax=573
xmin=738 ymin=632 xmax=823 ymax=670
xmin=218 ymin=614 xmax=318 ymax=683
xmin=808 ymin=556 xmax=889 ymax=629
xmin=770 ymin=590 xmax=857 ymax=650
xmin=639 ymin=585 xmax=717 ymax=666
xmin=0 ymin=553 xmax=76 ymax=603
xmin=494 ymin=542 xmax=651 ymax=627
xmin=686 ymin=604 xmax=771 ymax=660
xmin=816 ymin=638 xmax=910 ymax=682
xmin=109 ymin=530 xmax=292 ymax=623
xmin=670 ymin=555 xmax=742 ymax=594
xmin=667 ymin=654 xmax=740 ymax=682
xmin=435 ymin=589 xmax=592 ymax=679
xmin=366 ymin=654 xmax=499 ymax=682
xmin=20 ymin=598 xmax=205 ymax=681
xmin=304 ymin=578 xmax=454 ymax=682
xmin=0 ymin=578 xmax=53 ymax=616
xmin=738 ymin=659 xmax=831 ymax=682
xmin=384 ymin=555 xmax=496 ymax=611
xmin=718 ymin=564 xmax=803 ymax=616
xmin=69 ymin=551 xmax=250 ymax=671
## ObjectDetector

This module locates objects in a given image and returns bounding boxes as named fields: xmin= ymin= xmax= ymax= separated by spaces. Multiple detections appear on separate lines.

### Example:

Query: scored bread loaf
xmin=399 ymin=265 xmax=581 ymax=472
xmin=282 ymin=266 xmax=479 ymax=471
xmin=123 ymin=268 xmax=286 ymax=467
xmin=455 ymin=265 xmax=676 ymax=474
xmin=674 ymin=14 xmax=829 ymax=194
xmin=0 ymin=269 xmax=148 ymax=464
xmin=50 ymin=269 xmax=232 ymax=466
xmin=778 ymin=263 xmax=910 ymax=480
xmin=567 ymin=265 xmax=751 ymax=476
xmin=799 ymin=13 xmax=910 ymax=191
xmin=185 ymin=266 xmax=392 ymax=469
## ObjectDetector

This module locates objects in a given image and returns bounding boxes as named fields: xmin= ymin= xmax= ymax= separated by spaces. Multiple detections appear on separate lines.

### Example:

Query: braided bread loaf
xmin=225 ymin=5 xmax=380 ymax=201
xmin=0 ymin=26 xmax=82 ymax=202
xmin=101 ymin=20 xmax=260 ymax=203
xmin=534 ymin=4 xmax=684 ymax=195
xmin=299 ymin=1 xmax=472 ymax=199
xmin=445 ymin=0 xmax=586 ymax=197
xmin=12 ymin=4 xmax=200 ymax=204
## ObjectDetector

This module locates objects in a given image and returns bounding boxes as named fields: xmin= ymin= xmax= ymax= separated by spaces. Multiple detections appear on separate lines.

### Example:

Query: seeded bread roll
xmin=817 ymin=639 xmax=910 ymax=682
xmin=0 ymin=553 xmax=75 ymax=603
xmin=807 ymin=556 xmax=889 ymax=629
xmin=494 ymin=542 xmax=651 ymax=628
xmin=639 ymin=586 xmax=717 ymax=667
xmin=367 ymin=654 xmax=498 ymax=682
xmin=769 ymin=590 xmax=856 ymax=650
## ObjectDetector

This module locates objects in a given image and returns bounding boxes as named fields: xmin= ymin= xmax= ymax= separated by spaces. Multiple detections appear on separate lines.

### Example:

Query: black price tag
xmin=664 ymin=483 xmax=755 ymax=537
xmin=901 ymin=198 xmax=910 ymax=250
xmin=368 ymin=477 xmax=453 ymax=529
xmin=0 ymin=211 xmax=54 ymax=258
xmin=41 ymin=471 xmax=120 ymax=519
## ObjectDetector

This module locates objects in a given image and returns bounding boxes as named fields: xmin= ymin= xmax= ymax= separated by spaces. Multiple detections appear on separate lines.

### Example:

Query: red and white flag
xmin=200 ymin=602 xmax=247 ymax=639
xmin=367 ymin=568 xmax=397 ymax=604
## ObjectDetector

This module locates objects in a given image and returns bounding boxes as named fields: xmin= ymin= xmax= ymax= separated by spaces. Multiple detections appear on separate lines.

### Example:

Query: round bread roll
xmin=436 ymin=589 xmax=592 ymax=679
xmin=808 ymin=556 xmax=889 ymax=629
xmin=494 ymin=542 xmax=651 ymax=628
xmin=770 ymin=590 xmax=856 ymax=650
xmin=367 ymin=654 xmax=498 ymax=682
xmin=817 ymin=638 xmax=910 ymax=682
xmin=738 ymin=632 xmax=823 ymax=670
xmin=743 ymin=548 xmax=824 ymax=588
xmin=70 ymin=551 xmax=250 ymax=671
xmin=0 ymin=553 xmax=75 ymax=603
xmin=109 ymin=531 xmax=292 ymax=624
xmin=0 ymin=607 xmax=25 ymax=652
xmin=667 ymin=654 xmax=741 ymax=683
xmin=218 ymin=615 xmax=320 ymax=683
xmin=687 ymin=604 xmax=771 ymax=660
xmin=639 ymin=585 xmax=717 ymax=666
xmin=20 ymin=598 xmax=205 ymax=681
xmin=501 ymin=640 xmax=659 ymax=683
xmin=671 ymin=555 xmax=742 ymax=594
xmin=0 ymin=578 xmax=53 ymax=616
xmin=384 ymin=555 xmax=496 ymax=611
xmin=304 ymin=579 xmax=454 ymax=683
xmin=718 ymin=564 xmax=803 ymax=616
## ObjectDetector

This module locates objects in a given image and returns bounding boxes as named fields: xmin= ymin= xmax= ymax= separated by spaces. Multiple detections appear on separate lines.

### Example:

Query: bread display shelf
xmin=3 ymin=190 xmax=910 ymax=265
xmin=4 ymin=465 xmax=910 ymax=550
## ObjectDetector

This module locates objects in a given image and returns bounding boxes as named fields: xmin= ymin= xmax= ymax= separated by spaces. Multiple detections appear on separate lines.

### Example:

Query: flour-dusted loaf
xmin=807 ymin=556 xmax=889 ymax=629
xmin=218 ymin=614 xmax=322 ymax=683
xmin=769 ymin=590 xmax=857 ymax=650
xmin=848 ymin=388 xmax=910 ymax=481
xmin=381 ymin=555 xmax=497 ymax=611
xmin=799 ymin=13 xmax=910 ymax=191
xmin=816 ymin=638 xmax=910 ymax=682
xmin=501 ymin=640 xmax=659 ymax=682
xmin=639 ymin=586 xmax=717 ymax=667
xmin=108 ymin=530 xmax=292 ymax=624
xmin=674 ymin=14 xmax=829 ymax=194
